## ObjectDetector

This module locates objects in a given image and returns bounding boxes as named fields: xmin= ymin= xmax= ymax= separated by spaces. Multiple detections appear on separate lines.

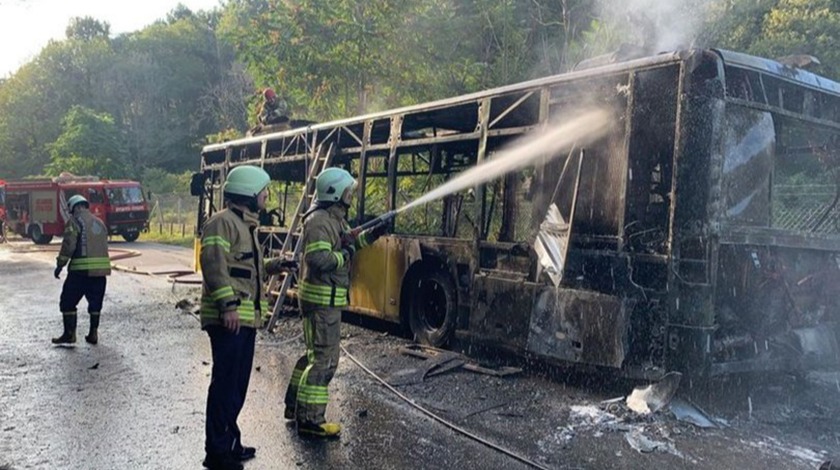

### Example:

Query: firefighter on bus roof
xmin=199 ymin=165 xmax=292 ymax=470
xmin=283 ymin=167 xmax=389 ymax=438
xmin=257 ymin=88 xmax=290 ymax=128
xmin=52 ymin=195 xmax=111 ymax=346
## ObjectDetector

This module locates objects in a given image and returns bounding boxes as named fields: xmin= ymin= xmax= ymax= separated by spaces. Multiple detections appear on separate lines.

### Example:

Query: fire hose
xmin=341 ymin=345 xmax=550 ymax=470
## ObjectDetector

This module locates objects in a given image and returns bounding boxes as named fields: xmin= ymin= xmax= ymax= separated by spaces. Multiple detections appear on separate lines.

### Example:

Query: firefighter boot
xmin=85 ymin=313 xmax=100 ymax=345
xmin=52 ymin=313 xmax=77 ymax=344
xmin=201 ymin=453 xmax=243 ymax=470
xmin=297 ymin=421 xmax=341 ymax=438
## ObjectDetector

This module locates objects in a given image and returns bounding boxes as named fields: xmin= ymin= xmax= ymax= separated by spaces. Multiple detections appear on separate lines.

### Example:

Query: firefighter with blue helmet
xmin=283 ymin=167 xmax=389 ymax=437
xmin=52 ymin=194 xmax=111 ymax=345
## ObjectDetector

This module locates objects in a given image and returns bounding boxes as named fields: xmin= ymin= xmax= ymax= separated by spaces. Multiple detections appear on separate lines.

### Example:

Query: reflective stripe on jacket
xmin=199 ymin=207 xmax=269 ymax=329
xmin=299 ymin=204 xmax=375 ymax=308
xmin=57 ymin=208 xmax=111 ymax=277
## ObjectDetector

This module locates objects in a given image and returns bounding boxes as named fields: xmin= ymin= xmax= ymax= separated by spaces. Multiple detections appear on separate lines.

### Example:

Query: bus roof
xmin=714 ymin=49 xmax=840 ymax=96
xmin=202 ymin=48 xmax=840 ymax=154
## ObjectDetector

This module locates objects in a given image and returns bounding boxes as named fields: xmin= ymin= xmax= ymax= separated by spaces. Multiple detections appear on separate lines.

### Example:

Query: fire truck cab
xmin=0 ymin=175 xmax=149 ymax=244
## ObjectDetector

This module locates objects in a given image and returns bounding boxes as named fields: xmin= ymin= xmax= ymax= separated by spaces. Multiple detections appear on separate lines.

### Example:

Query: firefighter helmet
xmin=315 ymin=167 xmax=356 ymax=204
xmin=67 ymin=195 xmax=88 ymax=210
xmin=223 ymin=166 xmax=271 ymax=198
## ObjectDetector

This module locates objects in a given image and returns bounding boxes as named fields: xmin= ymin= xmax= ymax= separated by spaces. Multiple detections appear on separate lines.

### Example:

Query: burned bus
xmin=195 ymin=48 xmax=840 ymax=378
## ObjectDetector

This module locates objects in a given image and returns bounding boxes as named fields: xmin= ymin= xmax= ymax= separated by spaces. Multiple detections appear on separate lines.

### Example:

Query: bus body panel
xmin=197 ymin=48 xmax=840 ymax=378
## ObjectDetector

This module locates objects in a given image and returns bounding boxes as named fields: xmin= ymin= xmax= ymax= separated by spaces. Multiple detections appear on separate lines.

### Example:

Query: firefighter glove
xmin=341 ymin=245 xmax=356 ymax=264
xmin=341 ymin=230 xmax=357 ymax=250
xmin=365 ymin=222 xmax=389 ymax=244
xmin=54 ymin=266 xmax=63 ymax=279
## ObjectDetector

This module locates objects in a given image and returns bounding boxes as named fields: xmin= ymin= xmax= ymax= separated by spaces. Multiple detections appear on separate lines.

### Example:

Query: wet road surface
xmin=1 ymin=240 xmax=839 ymax=469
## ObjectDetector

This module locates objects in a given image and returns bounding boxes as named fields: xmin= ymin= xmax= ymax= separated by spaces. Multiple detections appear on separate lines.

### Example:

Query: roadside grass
xmin=139 ymin=224 xmax=196 ymax=248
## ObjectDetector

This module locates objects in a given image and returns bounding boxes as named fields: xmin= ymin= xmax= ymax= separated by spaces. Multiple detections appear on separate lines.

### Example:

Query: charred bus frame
xmin=196 ymin=49 xmax=840 ymax=378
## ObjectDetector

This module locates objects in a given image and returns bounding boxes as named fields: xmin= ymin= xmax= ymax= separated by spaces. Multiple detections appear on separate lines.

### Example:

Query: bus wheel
xmin=121 ymin=231 xmax=140 ymax=242
xmin=29 ymin=225 xmax=53 ymax=245
xmin=408 ymin=271 xmax=457 ymax=347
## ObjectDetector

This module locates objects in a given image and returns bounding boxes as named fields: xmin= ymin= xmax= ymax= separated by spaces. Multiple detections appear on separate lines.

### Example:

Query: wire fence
xmin=147 ymin=193 xmax=197 ymax=237
xmin=773 ymin=184 xmax=840 ymax=234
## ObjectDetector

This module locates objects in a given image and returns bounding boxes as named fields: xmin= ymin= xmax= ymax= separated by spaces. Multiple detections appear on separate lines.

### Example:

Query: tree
xmin=65 ymin=16 xmax=111 ymax=41
xmin=0 ymin=18 xmax=115 ymax=178
xmin=102 ymin=9 xmax=241 ymax=174
xmin=751 ymin=0 xmax=840 ymax=80
xmin=705 ymin=0 xmax=840 ymax=80
xmin=45 ymin=105 xmax=127 ymax=178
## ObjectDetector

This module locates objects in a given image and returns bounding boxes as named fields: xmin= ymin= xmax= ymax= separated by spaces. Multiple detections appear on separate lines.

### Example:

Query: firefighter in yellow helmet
xmin=52 ymin=194 xmax=111 ymax=345
xmin=199 ymin=165 xmax=290 ymax=470
xmin=283 ymin=167 xmax=389 ymax=437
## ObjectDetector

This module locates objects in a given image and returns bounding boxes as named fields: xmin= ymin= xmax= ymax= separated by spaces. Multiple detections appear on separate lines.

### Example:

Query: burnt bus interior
xmin=704 ymin=52 xmax=840 ymax=374
xmin=197 ymin=49 xmax=840 ymax=378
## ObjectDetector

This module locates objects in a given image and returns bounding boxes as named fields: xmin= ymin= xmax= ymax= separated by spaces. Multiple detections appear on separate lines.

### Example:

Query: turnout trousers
xmin=284 ymin=302 xmax=341 ymax=425
xmin=205 ymin=325 xmax=256 ymax=457
xmin=59 ymin=271 xmax=107 ymax=316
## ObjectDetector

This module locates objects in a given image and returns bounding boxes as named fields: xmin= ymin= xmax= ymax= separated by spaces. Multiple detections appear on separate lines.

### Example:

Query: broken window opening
xmin=624 ymin=66 xmax=678 ymax=255
xmin=772 ymin=118 xmax=840 ymax=235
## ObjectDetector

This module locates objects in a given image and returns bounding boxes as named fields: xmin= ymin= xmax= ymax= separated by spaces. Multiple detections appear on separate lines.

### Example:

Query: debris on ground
xmin=669 ymin=398 xmax=717 ymax=428
xmin=626 ymin=372 xmax=682 ymax=415
xmin=174 ymin=298 xmax=194 ymax=310
xmin=624 ymin=428 xmax=686 ymax=460
xmin=397 ymin=344 xmax=521 ymax=381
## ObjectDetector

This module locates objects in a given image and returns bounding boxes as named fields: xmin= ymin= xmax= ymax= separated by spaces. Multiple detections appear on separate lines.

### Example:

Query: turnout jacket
xmin=200 ymin=206 xmax=287 ymax=329
xmin=56 ymin=208 xmax=111 ymax=277
xmin=299 ymin=204 xmax=376 ymax=308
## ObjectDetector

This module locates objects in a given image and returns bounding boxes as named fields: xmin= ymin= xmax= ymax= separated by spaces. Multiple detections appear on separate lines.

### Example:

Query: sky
xmin=0 ymin=0 xmax=223 ymax=77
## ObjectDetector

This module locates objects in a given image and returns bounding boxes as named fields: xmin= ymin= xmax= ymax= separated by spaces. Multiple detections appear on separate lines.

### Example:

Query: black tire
xmin=407 ymin=270 xmax=457 ymax=347
xmin=29 ymin=225 xmax=53 ymax=245
xmin=122 ymin=231 xmax=140 ymax=242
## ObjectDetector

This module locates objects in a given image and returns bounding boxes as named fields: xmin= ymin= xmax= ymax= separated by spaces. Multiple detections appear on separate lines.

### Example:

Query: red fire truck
xmin=0 ymin=174 xmax=149 ymax=244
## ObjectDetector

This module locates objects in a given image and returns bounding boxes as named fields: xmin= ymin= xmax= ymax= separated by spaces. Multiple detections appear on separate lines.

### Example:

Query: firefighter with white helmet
xmin=199 ymin=165 xmax=289 ymax=470
xmin=282 ymin=166 xmax=389 ymax=437
xmin=52 ymin=194 xmax=111 ymax=345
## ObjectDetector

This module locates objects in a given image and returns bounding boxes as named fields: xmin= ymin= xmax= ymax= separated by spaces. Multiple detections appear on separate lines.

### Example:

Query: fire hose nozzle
xmin=351 ymin=210 xmax=397 ymax=235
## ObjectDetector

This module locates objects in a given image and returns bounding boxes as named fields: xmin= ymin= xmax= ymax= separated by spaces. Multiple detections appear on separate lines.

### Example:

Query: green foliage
xmin=707 ymin=0 xmax=840 ymax=80
xmin=45 ymin=105 xmax=127 ymax=178
xmin=0 ymin=7 xmax=243 ymax=180
xmin=65 ymin=16 xmax=111 ymax=41
xmin=5 ymin=0 xmax=840 ymax=184
xmin=205 ymin=128 xmax=245 ymax=145
xmin=141 ymin=168 xmax=193 ymax=196
xmin=140 ymin=224 xmax=196 ymax=247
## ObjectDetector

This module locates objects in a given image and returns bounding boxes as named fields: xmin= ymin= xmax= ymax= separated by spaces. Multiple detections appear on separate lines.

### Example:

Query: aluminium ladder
xmin=265 ymin=142 xmax=335 ymax=331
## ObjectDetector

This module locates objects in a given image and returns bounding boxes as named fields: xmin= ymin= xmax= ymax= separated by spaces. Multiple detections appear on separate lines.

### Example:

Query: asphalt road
xmin=1 ymin=239 xmax=838 ymax=469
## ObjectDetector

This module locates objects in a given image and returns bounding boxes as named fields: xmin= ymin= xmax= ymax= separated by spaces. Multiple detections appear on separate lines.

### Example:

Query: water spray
xmin=348 ymin=108 xmax=613 ymax=235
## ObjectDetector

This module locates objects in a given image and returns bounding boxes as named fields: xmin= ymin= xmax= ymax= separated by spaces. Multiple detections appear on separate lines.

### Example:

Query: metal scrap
xmin=398 ymin=344 xmax=521 ymax=378
xmin=626 ymin=372 xmax=682 ymax=414
xmin=669 ymin=398 xmax=717 ymax=428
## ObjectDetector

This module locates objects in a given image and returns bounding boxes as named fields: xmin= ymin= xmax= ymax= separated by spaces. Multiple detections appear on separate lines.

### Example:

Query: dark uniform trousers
xmin=284 ymin=302 xmax=341 ymax=425
xmin=60 ymin=271 xmax=107 ymax=314
xmin=205 ymin=325 xmax=256 ymax=456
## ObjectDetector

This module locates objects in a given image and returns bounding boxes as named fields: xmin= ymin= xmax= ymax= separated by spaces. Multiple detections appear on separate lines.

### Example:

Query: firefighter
xmin=52 ymin=195 xmax=111 ymax=345
xmin=199 ymin=165 xmax=290 ymax=470
xmin=283 ymin=167 xmax=389 ymax=437
xmin=257 ymin=88 xmax=290 ymax=127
